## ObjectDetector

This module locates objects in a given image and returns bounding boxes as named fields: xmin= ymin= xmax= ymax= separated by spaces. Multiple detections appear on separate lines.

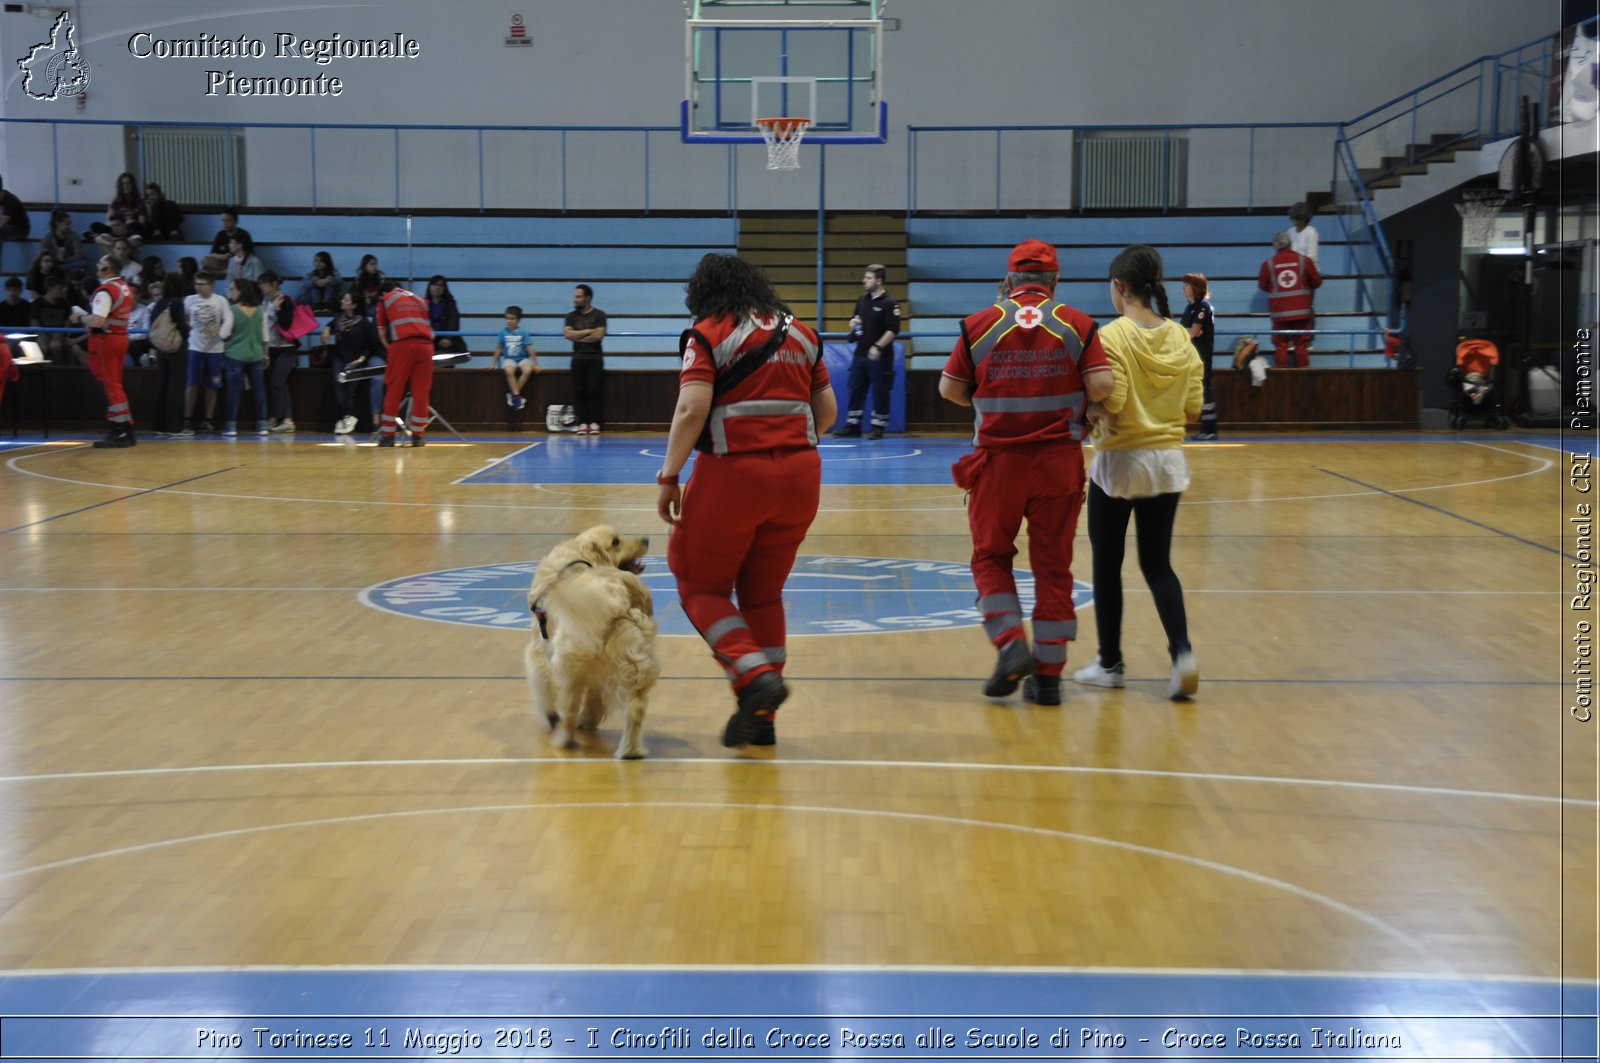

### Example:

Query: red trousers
xmin=1272 ymin=316 xmax=1313 ymax=368
xmin=88 ymin=333 xmax=132 ymax=423
xmin=966 ymin=443 xmax=1086 ymax=676
xmin=380 ymin=339 xmax=434 ymax=436
xmin=0 ymin=345 xmax=13 ymax=409
xmin=668 ymin=447 xmax=821 ymax=695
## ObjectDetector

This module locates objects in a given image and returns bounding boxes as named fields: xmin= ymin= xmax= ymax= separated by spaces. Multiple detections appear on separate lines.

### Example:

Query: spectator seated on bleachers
xmin=0 ymin=275 xmax=32 ymax=331
xmin=425 ymin=275 xmax=465 ymax=354
xmin=297 ymin=251 xmax=342 ymax=313
xmin=0 ymin=174 xmax=28 ymax=246
xmin=92 ymin=215 xmax=141 ymax=257
xmin=87 ymin=172 xmax=145 ymax=247
xmin=139 ymin=183 xmax=185 ymax=243
xmin=226 ymin=233 xmax=263 ymax=284
xmin=38 ymin=210 xmax=85 ymax=272
xmin=25 ymin=251 xmax=62 ymax=299
xmin=29 ymin=273 xmax=82 ymax=365
xmin=349 ymin=255 xmax=385 ymax=312
xmin=202 ymin=208 xmax=252 ymax=273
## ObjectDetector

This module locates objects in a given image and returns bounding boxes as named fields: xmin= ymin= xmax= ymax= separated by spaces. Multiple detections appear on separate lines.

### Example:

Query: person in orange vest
xmin=940 ymin=239 xmax=1115 ymax=705
xmin=1257 ymin=232 xmax=1322 ymax=368
xmin=84 ymin=253 xmax=138 ymax=448
xmin=374 ymin=281 xmax=434 ymax=447
xmin=656 ymin=253 xmax=836 ymax=748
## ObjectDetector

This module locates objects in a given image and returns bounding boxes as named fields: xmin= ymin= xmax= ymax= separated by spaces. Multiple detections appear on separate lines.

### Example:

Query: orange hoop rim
xmin=755 ymin=116 xmax=811 ymax=136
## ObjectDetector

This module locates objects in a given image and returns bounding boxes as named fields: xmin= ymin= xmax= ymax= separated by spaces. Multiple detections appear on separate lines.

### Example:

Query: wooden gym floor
xmin=0 ymin=430 xmax=1592 ymax=1056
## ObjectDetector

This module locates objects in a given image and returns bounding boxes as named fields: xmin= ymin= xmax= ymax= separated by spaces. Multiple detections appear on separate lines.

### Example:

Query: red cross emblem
xmin=1276 ymin=268 xmax=1297 ymax=290
xmin=1015 ymin=305 xmax=1044 ymax=328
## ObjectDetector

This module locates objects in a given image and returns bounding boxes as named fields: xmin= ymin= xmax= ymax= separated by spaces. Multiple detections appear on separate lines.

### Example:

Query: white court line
xmin=0 ymin=755 xmax=1584 ymax=807
xmin=452 ymin=439 xmax=542 ymax=485
xmin=0 ymin=438 xmax=1557 ymax=515
xmin=0 ymin=800 xmax=1436 ymax=963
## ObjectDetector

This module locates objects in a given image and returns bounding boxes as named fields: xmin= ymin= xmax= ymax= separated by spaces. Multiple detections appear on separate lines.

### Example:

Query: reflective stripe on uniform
xmin=968 ymin=299 xmax=1085 ymax=367
xmin=1033 ymin=619 xmax=1077 ymax=642
xmin=972 ymin=392 xmax=1084 ymax=415
xmin=730 ymin=651 xmax=770 ymax=676
xmin=979 ymin=592 xmax=1024 ymax=641
xmin=704 ymin=614 xmax=750 ymax=646
xmin=706 ymin=399 xmax=816 ymax=455
xmin=382 ymin=290 xmax=431 ymax=341
xmin=763 ymin=647 xmax=787 ymax=665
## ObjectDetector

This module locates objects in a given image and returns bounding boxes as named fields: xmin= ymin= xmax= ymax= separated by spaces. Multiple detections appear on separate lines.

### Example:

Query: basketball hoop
xmin=756 ymin=116 xmax=810 ymax=170
xmin=1455 ymin=188 xmax=1509 ymax=249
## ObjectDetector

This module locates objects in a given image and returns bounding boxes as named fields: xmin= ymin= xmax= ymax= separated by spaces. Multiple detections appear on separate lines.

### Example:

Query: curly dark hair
xmin=684 ymin=253 xmax=788 ymax=321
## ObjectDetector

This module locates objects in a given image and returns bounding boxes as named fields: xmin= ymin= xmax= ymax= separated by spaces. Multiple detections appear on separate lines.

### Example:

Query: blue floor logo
xmin=361 ymin=556 xmax=1094 ymax=637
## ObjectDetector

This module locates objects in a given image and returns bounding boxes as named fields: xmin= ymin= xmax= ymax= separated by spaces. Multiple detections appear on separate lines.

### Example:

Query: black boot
xmin=983 ymin=639 xmax=1034 ymax=697
xmin=1022 ymin=674 xmax=1061 ymax=706
xmin=723 ymin=671 xmax=788 ymax=748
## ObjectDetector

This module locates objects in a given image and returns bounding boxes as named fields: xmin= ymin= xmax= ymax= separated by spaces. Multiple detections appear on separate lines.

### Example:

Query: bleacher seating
xmin=0 ymin=206 xmax=1392 ymax=369
xmin=0 ymin=210 xmax=734 ymax=369
xmin=906 ymin=215 xmax=1391 ymax=367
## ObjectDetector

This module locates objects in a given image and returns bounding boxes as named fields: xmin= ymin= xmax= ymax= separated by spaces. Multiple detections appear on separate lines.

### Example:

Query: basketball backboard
xmin=681 ymin=1 xmax=886 ymax=144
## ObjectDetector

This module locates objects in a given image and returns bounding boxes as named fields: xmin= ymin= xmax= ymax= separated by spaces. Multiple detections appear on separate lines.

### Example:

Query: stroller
xmin=1447 ymin=337 xmax=1510 ymax=429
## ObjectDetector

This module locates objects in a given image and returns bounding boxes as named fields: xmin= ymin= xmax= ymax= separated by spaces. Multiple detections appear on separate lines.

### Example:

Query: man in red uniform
xmin=84 ymin=254 xmax=137 ymax=448
xmin=656 ymin=254 xmax=836 ymax=748
xmin=375 ymin=281 xmax=434 ymax=447
xmin=1257 ymin=231 xmax=1322 ymax=368
xmin=940 ymin=239 xmax=1114 ymax=705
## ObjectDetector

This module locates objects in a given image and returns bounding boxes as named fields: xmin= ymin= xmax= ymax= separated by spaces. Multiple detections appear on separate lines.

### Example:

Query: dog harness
xmin=530 ymin=559 xmax=592 ymax=639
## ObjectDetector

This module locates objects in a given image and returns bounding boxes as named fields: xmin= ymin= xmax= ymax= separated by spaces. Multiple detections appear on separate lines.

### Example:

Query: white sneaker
xmin=270 ymin=418 xmax=296 ymax=433
xmin=334 ymin=416 xmax=357 ymax=435
xmin=1168 ymin=651 xmax=1199 ymax=700
xmin=1072 ymin=660 xmax=1125 ymax=688
xmin=588 ymin=423 xmax=601 ymax=435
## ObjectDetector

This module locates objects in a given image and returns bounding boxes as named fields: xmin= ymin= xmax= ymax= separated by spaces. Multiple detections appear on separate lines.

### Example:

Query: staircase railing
xmin=1343 ymin=17 xmax=1595 ymax=189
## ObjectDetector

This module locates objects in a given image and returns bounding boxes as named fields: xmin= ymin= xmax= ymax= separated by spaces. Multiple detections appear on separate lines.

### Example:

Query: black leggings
xmin=1087 ymin=481 xmax=1190 ymax=669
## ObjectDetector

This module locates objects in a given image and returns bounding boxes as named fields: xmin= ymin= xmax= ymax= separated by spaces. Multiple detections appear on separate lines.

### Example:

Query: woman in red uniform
xmin=656 ymin=254 xmax=836 ymax=748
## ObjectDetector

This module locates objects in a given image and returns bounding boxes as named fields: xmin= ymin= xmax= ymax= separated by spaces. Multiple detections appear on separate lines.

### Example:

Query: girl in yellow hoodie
xmin=1075 ymin=245 xmax=1204 ymax=700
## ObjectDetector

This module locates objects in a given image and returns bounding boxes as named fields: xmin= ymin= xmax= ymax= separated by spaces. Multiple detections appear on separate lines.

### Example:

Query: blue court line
xmin=0 ymin=463 xmax=243 ymax=537
xmin=0 ymin=675 xmax=1561 ymax=687
xmin=0 ymin=969 xmax=1589 ymax=1061
xmin=1318 ymin=466 xmax=1572 ymax=560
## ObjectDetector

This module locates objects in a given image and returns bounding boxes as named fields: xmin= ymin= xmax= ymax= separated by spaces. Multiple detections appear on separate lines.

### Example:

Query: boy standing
xmin=178 ymin=272 xmax=233 ymax=435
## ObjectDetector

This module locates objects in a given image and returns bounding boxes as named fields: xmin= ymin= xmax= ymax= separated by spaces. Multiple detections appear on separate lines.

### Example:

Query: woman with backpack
xmin=145 ymin=270 xmax=191 ymax=435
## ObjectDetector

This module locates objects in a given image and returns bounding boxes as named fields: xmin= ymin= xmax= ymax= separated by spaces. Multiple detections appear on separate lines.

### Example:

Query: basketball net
xmin=1456 ymin=188 xmax=1509 ymax=249
xmin=756 ymin=117 xmax=809 ymax=171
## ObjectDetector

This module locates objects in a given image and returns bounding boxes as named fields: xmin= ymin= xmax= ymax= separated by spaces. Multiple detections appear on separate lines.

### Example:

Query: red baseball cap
xmin=1008 ymin=239 xmax=1059 ymax=272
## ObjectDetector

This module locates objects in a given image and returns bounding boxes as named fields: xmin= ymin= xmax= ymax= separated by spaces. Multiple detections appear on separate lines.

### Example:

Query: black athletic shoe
xmin=723 ymin=671 xmax=788 ymax=747
xmin=411 ymin=435 xmax=426 ymax=447
xmin=983 ymin=639 xmax=1035 ymax=698
xmin=749 ymin=716 xmax=776 ymax=746
xmin=834 ymin=424 xmax=862 ymax=437
xmin=377 ymin=435 xmax=396 ymax=447
xmin=869 ymin=425 xmax=884 ymax=440
xmin=91 ymin=424 xmax=134 ymax=449
xmin=1022 ymin=674 xmax=1061 ymax=706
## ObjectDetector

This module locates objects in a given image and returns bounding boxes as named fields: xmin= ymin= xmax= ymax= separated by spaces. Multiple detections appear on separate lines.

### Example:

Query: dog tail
xmin=610 ymin=608 xmax=662 ymax=677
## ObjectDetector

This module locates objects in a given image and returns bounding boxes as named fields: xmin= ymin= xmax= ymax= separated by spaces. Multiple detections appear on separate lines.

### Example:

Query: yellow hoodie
xmin=1092 ymin=316 xmax=1204 ymax=451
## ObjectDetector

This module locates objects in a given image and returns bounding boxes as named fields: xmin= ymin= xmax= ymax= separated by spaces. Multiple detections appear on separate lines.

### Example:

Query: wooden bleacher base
xmin=5 ymin=364 xmax=1418 ymax=434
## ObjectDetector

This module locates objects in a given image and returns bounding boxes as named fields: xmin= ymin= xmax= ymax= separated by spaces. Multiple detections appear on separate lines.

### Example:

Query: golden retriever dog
xmin=525 ymin=524 xmax=660 ymax=759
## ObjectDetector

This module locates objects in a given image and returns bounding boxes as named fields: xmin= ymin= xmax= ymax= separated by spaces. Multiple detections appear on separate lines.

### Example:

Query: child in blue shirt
xmin=492 ymin=305 xmax=540 ymax=409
